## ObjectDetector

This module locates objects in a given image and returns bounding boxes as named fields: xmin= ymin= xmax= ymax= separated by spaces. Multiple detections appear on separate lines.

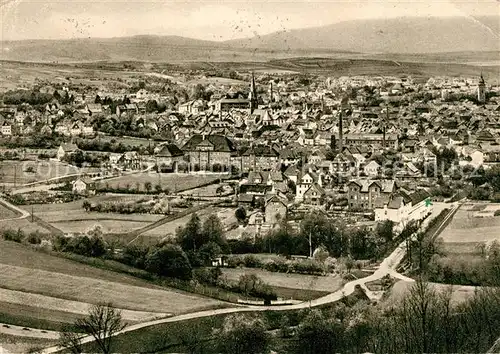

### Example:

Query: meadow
xmin=0 ymin=240 xmax=225 ymax=330
xmin=439 ymin=203 xmax=500 ymax=244
xmin=101 ymin=172 xmax=227 ymax=193
xmin=221 ymin=267 xmax=342 ymax=301
xmin=0 ymin=202 xmax=18 ymax=220
xmin=0 ymin=159 xmax=79 ymax=185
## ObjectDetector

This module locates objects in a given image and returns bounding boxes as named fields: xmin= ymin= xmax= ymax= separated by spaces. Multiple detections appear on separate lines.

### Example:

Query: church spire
xmin=249 ymin=72 xmax=258 ymax=113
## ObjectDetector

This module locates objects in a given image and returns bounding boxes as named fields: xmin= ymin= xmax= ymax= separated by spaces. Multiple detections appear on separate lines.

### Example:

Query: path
xmin=38 ymin=202 xmax=457 ymax=353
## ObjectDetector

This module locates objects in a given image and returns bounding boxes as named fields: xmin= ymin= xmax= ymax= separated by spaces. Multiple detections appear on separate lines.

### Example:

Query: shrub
xmin=2 ymin=229 xmax=24 ymax=243
xmin=26 ymin=231 xmax=42 ymax=245
xmin=264 ymin=259 xmax=290 ymax=273
xmin=145 ymin=244 xmax=192 ymax=280
xmin=290 ymin=259 xmax=324 ymax=275
xmin=227 ymin=255 xmax=244 ymax=268
xmin=243 ymin=254 xmax=262 ymax=268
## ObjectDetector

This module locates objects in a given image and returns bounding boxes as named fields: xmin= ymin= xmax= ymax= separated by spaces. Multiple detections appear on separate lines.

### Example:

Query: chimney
xmin=338 ymin=109 xmax=343 ymax=153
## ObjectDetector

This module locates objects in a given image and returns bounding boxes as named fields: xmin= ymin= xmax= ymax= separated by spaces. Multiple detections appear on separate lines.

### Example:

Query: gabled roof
xmin=157 ymin=144 xmax=184 ymax=157
xmin=182 ymin=134 xmax=236 ymax=152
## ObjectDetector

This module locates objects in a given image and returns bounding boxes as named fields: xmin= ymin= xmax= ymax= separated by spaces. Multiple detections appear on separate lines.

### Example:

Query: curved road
xmin=38 ymin=202 xmax=457 ymax=353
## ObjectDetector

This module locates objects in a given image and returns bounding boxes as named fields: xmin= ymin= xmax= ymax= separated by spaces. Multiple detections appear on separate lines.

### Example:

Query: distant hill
xmin=227 ymin=16 xmax=500 ymax=53
xmin=0 ymin=16 xmax=498 ymax=62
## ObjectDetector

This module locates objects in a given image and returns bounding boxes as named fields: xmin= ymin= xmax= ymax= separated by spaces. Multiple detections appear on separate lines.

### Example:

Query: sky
xmin=1 ymin=0 xmax=499 ymax=41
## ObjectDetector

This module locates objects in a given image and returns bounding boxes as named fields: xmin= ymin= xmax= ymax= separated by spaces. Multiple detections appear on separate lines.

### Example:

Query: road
xmin=37 ymin=202 xmax=457 ymax=353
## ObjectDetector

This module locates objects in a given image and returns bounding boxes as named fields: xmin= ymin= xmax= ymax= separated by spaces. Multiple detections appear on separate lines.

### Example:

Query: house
xmin=241 ymin=145 xmax=280 ymax=172
xmin=182 ymin=134 xmax=237 ymax=171
xmin=296 ymin=171 xmax=322 ymax=201
xmin=57 ymin=143 xmax=79 ymax=161
xmin=374 ymin=189 xmax=432 ymax=226
xmin=156 ymin=144 xmax=184 ymax=172
xmin=118 ymin=151 xmax=141 ymax=170
xmin=72 ymin=178 xmax=95 ymax=195
xmin=364 ymin=160 xmax=381 ymax=177
xmin=0 ymin=121 xmax=12 ymax=136
xmin=264 ymin=196 xmax=287 ymax=226
xmin=116 ymin=104 xmax=138 ymax=117
xmin=303 ymin=183 xmax=325 ymax=206
xmin=347 ymin=179 xmax=395 ymax=210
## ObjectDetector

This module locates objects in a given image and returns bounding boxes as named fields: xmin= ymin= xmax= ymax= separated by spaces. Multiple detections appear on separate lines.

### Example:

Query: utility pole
xmin=309 ymin=229 xmax=313 ymax=258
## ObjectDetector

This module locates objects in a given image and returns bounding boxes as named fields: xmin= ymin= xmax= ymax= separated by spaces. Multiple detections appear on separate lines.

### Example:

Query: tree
xmin=218 ymin=314 xmax=269 ymax=354
xmin=202 ymin=214 xmax=225 ymax=246
xmin=74 ymin=303 xmax=125 ymax=354
xmin=176 ymin=213 xmax=203 ymax=251
xmin=145 ymin=99 xmax=158 ymax=113
xmin=294 ymin=309 xmax=343 ymax=354
xmin=144 ymin=181 xmax=153 ymax=193
xmin=198 ymin=241 xmax=222 ymax=266
xmin=235 ymin=207 xmax=247 ymax=223
xmin=58 ymin=325 xmax=83 ymax=354
xmin=154 ymin=184 xmax=162 ymax=193
xmin=216 ymin=185 xmax=225 ymax=196
xmin=145 ymin=244 xmax=192 ymax=280
xmin=82 ymin=200 xmax=91 ymax=212
xmin=376 ymin=220 xmax=394 ymax=242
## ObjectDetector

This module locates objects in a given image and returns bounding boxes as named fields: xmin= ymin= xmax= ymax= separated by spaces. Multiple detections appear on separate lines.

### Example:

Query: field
xmin=0 ymin=333 xmax=57 ymax=354
xmin=0 ymin=240 xmax=225 ymax=330
xmin=20 ymin=195 xmax=163 ymax=235
xmin=0 ymin=218 xmax=52 ymax=235
xmin=221 ymin=267 xmax=342 ymax=300
xmin=0 ymin=202 xmax=18 ymax=220
xmin=0 ymin=160 xmax=80 ymax=185
xmin=439 ymin=203 xmax=500 ymax=244
xmin=102 ymin=172 xmax=227 ymax=193
xmin=385 ymin=280 xmax=479 ymax=307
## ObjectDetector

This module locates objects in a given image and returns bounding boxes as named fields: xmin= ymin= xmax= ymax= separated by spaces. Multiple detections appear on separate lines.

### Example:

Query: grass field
xmin=222 ymin=268 xmax=343 ymax=293
xmin=102 ymin=172 xmax=227 ymax=193
xmin=385 ymin=280 xmax=479 ymax=307
xmin=439 ymin=203 xmax=500 ymax=243
xmin=23 ymin=195 xmax=163 ymax=235
xmin=0 ymin=240 xmax=225 ymax=330
xmin=0 ymin=202 xmax=18 ymax=220
xmin=0 ymin=160 xmax=79 ymax=185
xmin=0 ymin=218 xmax=51 ymax=234
xmin=0 ymin=333 xmax=57 ymax=354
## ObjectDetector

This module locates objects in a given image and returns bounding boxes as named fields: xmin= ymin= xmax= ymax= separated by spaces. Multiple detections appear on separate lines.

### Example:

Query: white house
xmin=72 ymin=178 xmax=95 ymax=195
xmin=374 ymin=189 xmax=432 ymax=230
xmin=364 ymin=160 xmax=380 ymax=177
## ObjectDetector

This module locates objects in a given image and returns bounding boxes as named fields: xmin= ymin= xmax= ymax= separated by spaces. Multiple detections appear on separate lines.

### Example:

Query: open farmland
xmin=102 ymin=172 xmax=227 ymax=193
xmin=0 ymin=218 xmax=51 ymax=235
xmin=0 ymin=241 xmax=225 ymax=329
xmin=23 ymin=194 xmax=163 ymax=235
xmin=385 ymin=280 xmax=480 ymax=307
xmin=0 ymin=160 xmax=79 ymax=185
xmin=0 ymin=202 xmax=18 ymax=220
xmin=439 ymin=203 xmax=500 ymax=244
xmin=221 ymin=267 xmax=343 ymax=294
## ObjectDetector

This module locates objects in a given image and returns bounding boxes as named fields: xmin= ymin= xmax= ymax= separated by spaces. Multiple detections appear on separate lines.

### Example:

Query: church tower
xmin=478 ymin=73 xmax=486 ymax=103
xmin=249 ymin=72 xmax=258 ymax=113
